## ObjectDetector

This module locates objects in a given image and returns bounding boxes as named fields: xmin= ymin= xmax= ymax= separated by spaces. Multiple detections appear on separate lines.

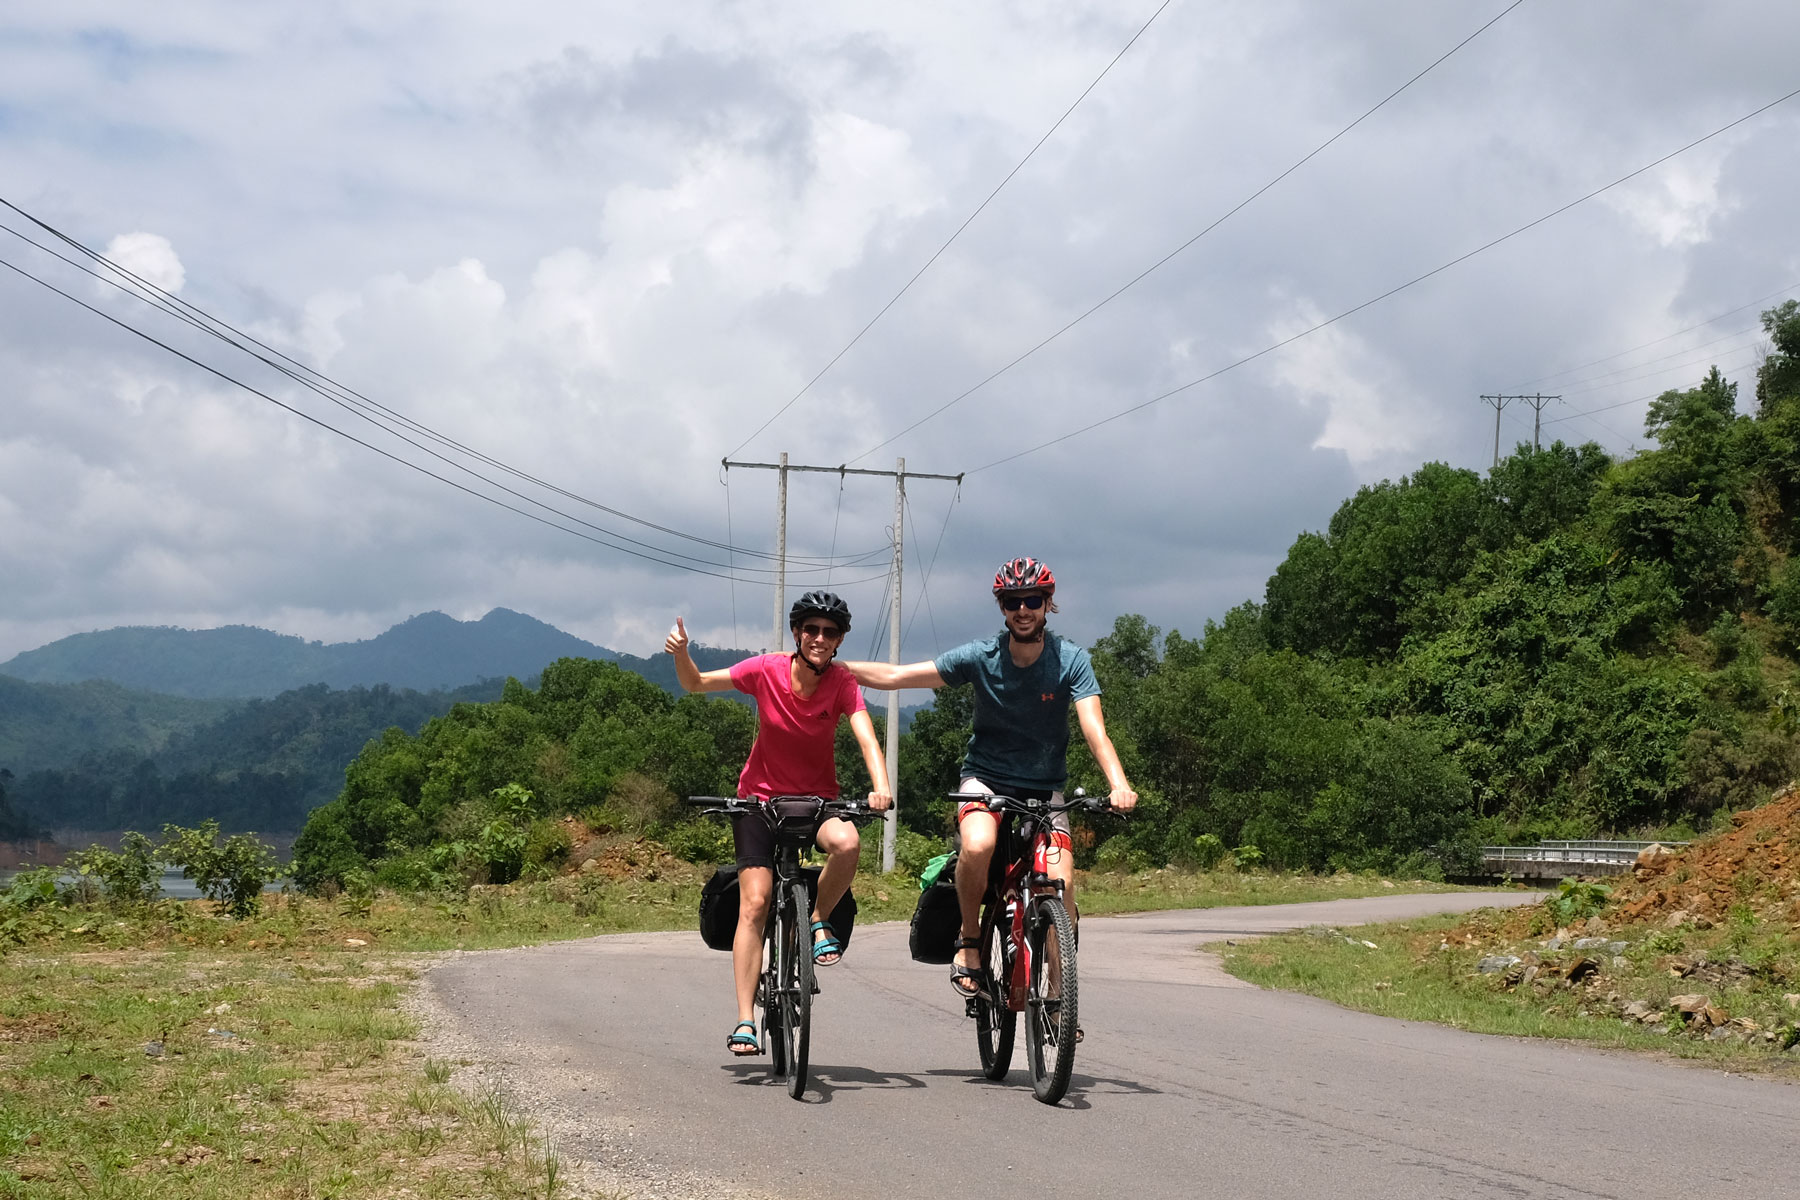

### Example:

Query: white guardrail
xmin=1481 ymin=840 xmax=1688 ymax=868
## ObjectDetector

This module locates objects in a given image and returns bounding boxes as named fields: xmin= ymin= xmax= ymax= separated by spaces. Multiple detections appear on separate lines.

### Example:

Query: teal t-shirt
xmin=933 ymin=631 xmax=1101 ymax=792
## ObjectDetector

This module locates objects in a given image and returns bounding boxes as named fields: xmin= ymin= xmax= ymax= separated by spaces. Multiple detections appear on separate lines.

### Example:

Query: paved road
xmin=428 ymin=892 xmax=1800 ymax=1199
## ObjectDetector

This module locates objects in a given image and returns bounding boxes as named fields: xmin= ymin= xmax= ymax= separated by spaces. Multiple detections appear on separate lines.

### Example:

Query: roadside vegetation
xmin=1222 ymin=784 xmax=1800 ymax=1071
xmin=2 ymin=809 xmax=1470 ymax=1197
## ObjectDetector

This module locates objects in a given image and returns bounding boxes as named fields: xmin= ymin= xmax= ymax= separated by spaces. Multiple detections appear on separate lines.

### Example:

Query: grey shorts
xmin=955 ymin=776 xmax=1072 ymax=839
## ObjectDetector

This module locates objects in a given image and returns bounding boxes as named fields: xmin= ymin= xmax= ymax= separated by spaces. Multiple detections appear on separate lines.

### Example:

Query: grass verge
xmin=0 ymin=947 xmax=575 ymax=1198
xmin=0 ymin=865 xmax=1474 ymax=1195
xmin=1219 ymin=906 xmax=1800 ymax=1073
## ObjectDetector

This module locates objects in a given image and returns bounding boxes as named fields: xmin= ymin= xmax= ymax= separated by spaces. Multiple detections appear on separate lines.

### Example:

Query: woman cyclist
xmin=665 ymin=590 xmax=892 ymax=1057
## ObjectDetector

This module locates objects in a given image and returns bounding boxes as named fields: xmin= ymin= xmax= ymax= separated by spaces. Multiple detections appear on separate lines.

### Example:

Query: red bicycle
xmin=952 ymin=789 xmax=1113 ymax=1105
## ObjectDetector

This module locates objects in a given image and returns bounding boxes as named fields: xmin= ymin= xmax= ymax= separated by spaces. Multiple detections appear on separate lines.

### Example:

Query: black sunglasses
xmin=798 ymin=622 xmax=843 ymax=639
xmin=999 ymin=594 xmax=1046 ymax=611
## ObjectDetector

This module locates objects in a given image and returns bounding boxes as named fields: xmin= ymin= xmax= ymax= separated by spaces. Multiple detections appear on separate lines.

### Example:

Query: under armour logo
xmin=1041 ymin=692 xmax=1056 ymax=702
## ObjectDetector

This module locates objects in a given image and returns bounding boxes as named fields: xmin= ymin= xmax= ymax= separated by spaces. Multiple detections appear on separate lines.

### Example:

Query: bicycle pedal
xmin=964 ymin=998 xmax=981 ymax=1019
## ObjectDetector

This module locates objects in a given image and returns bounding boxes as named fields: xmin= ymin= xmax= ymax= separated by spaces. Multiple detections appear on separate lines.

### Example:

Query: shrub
xmin=1545 ymin=877 xmax=1610 ymax=926
xmin=69 ymin=832 xmax=162 ymax=906
xmin=160 ymin=821 xmax=283 ymax=919
xmin=1093 ymin=835 xmax=1153 ymax=874
xmin=605 ymin=773 xmax=679 ymax=834
xmin=661 ymin=819 xmax=732 ymax=865
xmin=1230 ymin=844 xmax=1264 ymax=870
xmin=523 ymin=819 xmax=574 ymax=879
xmin=1191 ymin=833 xmax=1227 ymax=870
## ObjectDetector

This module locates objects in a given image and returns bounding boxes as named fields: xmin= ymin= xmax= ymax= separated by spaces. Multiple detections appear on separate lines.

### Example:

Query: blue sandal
xmin=811 ymin=920 xmax=844 ymax=966
xmin=727 ymin=1020 xmax=759 ymax=1055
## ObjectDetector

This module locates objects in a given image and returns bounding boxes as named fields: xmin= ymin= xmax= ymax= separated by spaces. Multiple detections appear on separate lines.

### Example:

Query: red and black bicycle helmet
xmin=992 ymin=556 xmax=1055 ymax=596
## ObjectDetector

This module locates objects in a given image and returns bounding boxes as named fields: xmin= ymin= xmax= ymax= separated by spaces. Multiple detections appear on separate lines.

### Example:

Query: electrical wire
xmin=0 ymin=250 xmax=894 ymax=587
xmin=1514 ymin=280 xmax=1799 ymax=389
xmin=900 ymin=487 xmax=959 ymax=649
xmin=845 ymin=0 xmax=1529 ymax=465
xmin=0 ymin=200 xmax=888 ymax=569
xmin=724 ymin=0 xmax=1177 ymax=458
xmin=969 ymin=81 xmax=1800 ymax=476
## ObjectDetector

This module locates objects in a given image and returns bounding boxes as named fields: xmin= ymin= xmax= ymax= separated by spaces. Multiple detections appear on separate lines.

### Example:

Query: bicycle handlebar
xmin=685 ymin=794 xmax=879 ymax=823
xmin=945 ymin=790 xmax=1120 ymax=815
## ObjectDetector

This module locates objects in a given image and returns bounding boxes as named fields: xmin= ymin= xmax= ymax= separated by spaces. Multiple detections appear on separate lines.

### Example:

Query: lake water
xmin=0 ymin=867 xmax=279 ymax=900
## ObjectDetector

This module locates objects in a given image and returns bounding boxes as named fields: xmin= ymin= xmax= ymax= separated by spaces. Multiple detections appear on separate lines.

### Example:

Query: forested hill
xmin=0 ymin=675 xmax=234 ymax=776
xmin=290 ymin=301 xmax=1800 ymax=890
xmin=0 ymin=608 xmax=750 ymax=700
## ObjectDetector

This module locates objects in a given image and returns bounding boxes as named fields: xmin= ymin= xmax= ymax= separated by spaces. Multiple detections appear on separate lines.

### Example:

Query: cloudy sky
xmin=3 ymin=0 xmax=1798 ymax=666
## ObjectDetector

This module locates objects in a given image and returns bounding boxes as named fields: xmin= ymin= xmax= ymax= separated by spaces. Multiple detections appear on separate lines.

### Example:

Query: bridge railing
xmin=1480 ymin=840 xmax=1689 ymax=870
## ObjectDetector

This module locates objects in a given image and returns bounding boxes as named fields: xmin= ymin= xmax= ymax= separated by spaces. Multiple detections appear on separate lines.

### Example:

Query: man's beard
xmin=1008 ymin=620 xmax=1045 ymax=644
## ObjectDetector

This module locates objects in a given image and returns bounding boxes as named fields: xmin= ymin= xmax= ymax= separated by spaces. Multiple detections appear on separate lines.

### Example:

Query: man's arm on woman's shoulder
xmin=841 ymin=659 xmax=947 ymax=690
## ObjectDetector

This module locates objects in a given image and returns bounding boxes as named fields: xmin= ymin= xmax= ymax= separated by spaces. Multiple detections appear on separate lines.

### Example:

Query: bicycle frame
xmin=996 ymin=824 xmax=1062 ymax=1011
xmin=687 ymin=794 xmax=871 ymax=1099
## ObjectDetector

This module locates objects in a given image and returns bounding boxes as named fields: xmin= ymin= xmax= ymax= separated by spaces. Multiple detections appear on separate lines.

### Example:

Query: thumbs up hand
xmin=665 ymin=617 xmax=690 ymax=656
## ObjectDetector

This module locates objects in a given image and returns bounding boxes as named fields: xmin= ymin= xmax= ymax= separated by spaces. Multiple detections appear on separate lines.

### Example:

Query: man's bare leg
xmin=952 ymin=811 xmax=999 ymax=994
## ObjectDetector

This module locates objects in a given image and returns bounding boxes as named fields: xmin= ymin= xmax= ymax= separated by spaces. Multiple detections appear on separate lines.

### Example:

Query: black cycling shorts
xmin=730 ymin=809 xmax=785 ymax=870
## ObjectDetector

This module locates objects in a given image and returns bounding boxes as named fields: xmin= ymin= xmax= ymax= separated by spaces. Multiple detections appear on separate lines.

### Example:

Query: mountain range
xmin=0 ymin=608 xmax=743 ymax=699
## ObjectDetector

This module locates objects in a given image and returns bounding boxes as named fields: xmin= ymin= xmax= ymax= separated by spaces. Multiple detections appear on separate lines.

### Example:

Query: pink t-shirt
xmin=729 ymin=653 xmax=866 ymax=800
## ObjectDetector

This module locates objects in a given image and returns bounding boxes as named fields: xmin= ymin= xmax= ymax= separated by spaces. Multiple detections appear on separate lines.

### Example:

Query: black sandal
xmin=949 ymin=936 xmax=983 ymax=997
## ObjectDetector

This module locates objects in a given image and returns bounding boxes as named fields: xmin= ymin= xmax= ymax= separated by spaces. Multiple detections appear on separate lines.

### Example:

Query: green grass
xmin=1220 ymin=907 xmax=1800 ymax=1071
xmin=0 ymin=949 xmax=573 ymax=1198
xmin=0 ymin=863 xmax=1478 ymax=1195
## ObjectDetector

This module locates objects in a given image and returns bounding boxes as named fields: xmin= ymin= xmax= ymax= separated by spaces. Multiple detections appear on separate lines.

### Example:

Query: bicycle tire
xmin=763 ymin=899 xmax=784 ymax=1079
xmin=1024 ymin=895 xmax=1078 ymax=1105
xmin=975 ymin=899 xmax=1015 ymax=1080
xmin=785 ymin=879 xmax=814 ymax=1100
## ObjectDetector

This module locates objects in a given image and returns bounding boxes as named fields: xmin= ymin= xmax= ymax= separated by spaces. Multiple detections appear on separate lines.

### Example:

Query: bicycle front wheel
xmin=1024 ymin=895 xmax=1078 ymax=1105
xmin=784 ymin=879 xmax=814 ymax=1100
xmin=975 ymin=899 xmax=1015 ymax=1080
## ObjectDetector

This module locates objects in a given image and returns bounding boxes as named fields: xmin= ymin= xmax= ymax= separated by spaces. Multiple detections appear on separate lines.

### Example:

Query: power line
xmin=1514 ymin=280 xmax=1799 ymax=389
xmin=0 ymin=199 xmax=888 ymax=569
xmin=845 ymin=0 xmax=1528 ymax=465
xmin=724 ymin=0 xmax=1177 ymax=459
xmin=968 ymin=81 xmax=1800 ymax=476
xmin=0 ymin=250 xmax=893 ymax=586
xmin=1556 ymin=340 xmax=1764 ymax=399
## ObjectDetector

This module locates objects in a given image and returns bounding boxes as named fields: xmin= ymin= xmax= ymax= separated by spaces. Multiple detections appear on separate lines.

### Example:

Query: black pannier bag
xmin=697 ymin=864 xmax=857 ymax=953
xmin=908 ymin=852 xmax=963 ymax=964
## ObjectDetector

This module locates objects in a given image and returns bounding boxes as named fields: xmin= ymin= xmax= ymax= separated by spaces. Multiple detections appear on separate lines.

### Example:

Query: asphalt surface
xmin=428 ymin=892 xmax=1800 ymax=1199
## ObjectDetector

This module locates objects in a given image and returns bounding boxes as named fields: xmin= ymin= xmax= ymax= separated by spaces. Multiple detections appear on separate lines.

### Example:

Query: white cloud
xmin=3 ymin=0 xmax=1800 ymax=663
xmin=101 ymin=231 xmax=185 ymax=296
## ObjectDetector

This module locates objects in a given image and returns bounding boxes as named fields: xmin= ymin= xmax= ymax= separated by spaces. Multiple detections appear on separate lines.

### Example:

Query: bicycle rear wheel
xmin=1024 ymin=895 xmax=1078 ymax=1105
xmin=975 ymin=899 xmax=1015 ymax=1080
xmin=784 ymin=879 xmax=814 ymax=1100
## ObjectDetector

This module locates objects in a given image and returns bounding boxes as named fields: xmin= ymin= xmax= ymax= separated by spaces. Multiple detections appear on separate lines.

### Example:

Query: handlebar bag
xmin=696 ymin=863 xmax=858 ymax=953
xmin=908 ymin=851 xmax=961 ymax=964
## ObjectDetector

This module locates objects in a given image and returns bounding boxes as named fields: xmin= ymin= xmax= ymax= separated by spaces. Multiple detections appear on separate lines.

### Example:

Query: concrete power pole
xmin=771 ymin=452 xmax=788 ymax=652
xmin=721 ymin=456 xmax=962 ymax=872
xmin=1480 ymin=394 xmax=1563 ymax=465
xmin=884 ymin=459 xmax=904 ymax=873
xmin=1478 ymin=394 xmax=1512 ymax=469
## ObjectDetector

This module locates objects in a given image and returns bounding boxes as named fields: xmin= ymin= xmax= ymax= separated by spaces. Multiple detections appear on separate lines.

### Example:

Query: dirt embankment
xmin=1615 ymin=782 xmax=1800 ymax=926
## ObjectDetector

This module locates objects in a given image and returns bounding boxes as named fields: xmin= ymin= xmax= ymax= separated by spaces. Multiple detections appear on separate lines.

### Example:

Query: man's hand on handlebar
xmin=1108 ymin=784 xmax=1138 ymax=812
xmin=866 ymin=787 xmax=892 ymax=813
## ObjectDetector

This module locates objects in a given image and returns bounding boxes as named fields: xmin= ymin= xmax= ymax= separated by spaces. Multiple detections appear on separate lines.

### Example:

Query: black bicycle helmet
xmin=788 ymin=590 xmax=852 ymax=633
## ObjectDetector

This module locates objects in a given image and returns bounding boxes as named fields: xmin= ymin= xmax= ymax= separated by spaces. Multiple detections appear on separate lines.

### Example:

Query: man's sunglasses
xmin=799 ymin=622 xmax=843 ymax=639
xmin=999 ymin=594 xmax=1046 ymax=612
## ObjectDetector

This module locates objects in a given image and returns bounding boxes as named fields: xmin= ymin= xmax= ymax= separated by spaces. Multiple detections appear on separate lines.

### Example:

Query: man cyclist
xmin=666 ymin=590 xmax=891 ymax=1058
xmin=845 ymin=557 xmax=1137 ymax=1009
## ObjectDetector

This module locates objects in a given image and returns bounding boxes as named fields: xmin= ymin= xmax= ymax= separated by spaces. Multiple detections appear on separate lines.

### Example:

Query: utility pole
xmin=1481 ymin=394 xmax=1562 ymax=464
xmin=772 ymin=452 xmax=788 ymax=652
xmin=885 ymin=459 xmax=905 ymax=873
xmin=721 ymin=456 xmax=963 ymax=872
